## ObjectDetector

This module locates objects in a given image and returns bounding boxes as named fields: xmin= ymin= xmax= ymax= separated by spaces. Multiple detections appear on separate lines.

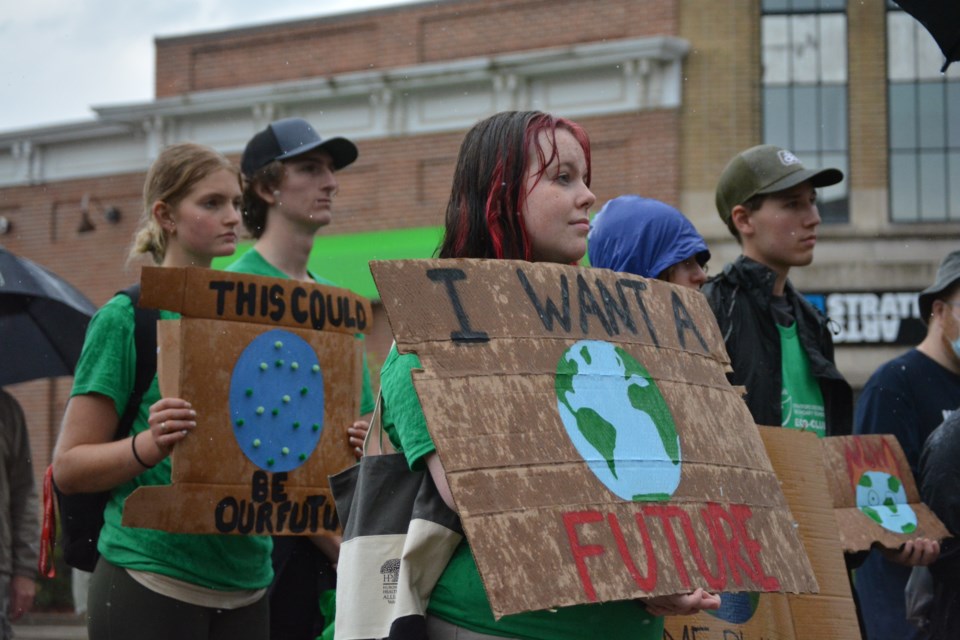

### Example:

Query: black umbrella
xmin=0 ymin=246 xmax=98 ymax=386
xmin=894 ymin=0 xmax=960 ymax=72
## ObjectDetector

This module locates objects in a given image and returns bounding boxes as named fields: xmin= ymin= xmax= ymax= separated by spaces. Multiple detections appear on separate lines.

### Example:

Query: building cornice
xmin=0 ymin=35 xmax=688 ymax=186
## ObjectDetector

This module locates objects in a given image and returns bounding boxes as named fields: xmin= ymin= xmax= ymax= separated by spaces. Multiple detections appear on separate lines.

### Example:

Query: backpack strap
xmin=39 ymin=465 xmax=57 ymax=577
xmin=42 ymin=283 xmax=161 ymax=576
xmin=115 ymin=283 xmax=159 ymax=440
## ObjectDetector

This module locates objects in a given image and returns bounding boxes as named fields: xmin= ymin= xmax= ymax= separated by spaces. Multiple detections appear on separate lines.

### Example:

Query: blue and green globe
xmin=555 ymin=340 xmax=681 ymax=501
xmin=856 ymin=470 xmax=917 ymax=534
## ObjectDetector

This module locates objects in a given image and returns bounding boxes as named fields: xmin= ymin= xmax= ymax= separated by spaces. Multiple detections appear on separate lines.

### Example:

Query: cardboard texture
xmin=663 ymin=427 xmax=862 ymax=640
xmin=370 ymin=259 xmax=818 ymax=619
xmin=820 ymin=434 xmax=950 ymax=552
xmin=122 ymin=267 xmax=369 ymax=536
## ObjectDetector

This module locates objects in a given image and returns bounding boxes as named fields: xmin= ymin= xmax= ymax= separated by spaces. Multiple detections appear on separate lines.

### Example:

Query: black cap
xmin=241 ymin=118 xmax=358 ymax=178
xmin=919 ymin=250 xmax=960 ymax=323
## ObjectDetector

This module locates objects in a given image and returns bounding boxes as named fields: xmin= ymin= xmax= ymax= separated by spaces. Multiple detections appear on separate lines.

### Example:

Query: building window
xmin=762 ymin=0 xmax=849 ymax=223
xmin=887 ymin=4 xmax=960 ymax=223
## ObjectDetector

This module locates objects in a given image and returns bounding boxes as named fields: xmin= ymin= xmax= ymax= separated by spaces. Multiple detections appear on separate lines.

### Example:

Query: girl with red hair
xmin=377 ymin=111 xmax=719 ymax=640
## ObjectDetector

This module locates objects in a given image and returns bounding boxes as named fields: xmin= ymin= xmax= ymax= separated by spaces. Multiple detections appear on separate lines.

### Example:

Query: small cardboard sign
xmin=370 ymin=259 xmax=818 ymax=619
xmin=820 ymin=434 xmax=950 ymax=552
xmin=122 ymin=267 xmax=371 ymax=537
xmin=663 ymin=427 xmax=861 ymax=640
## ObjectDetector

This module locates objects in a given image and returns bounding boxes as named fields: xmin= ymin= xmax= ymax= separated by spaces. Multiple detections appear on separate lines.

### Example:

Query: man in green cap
xmin=702 ymin=144 xmax=852 ymax=437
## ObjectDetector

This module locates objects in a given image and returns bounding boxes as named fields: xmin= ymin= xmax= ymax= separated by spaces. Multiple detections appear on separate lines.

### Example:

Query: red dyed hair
xmin=438 ymin=111 xmax=591 ymax=261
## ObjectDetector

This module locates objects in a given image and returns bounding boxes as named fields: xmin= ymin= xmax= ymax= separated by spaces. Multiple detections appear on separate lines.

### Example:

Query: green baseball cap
xmin=715 ymin=145 xmax=843 ymax=224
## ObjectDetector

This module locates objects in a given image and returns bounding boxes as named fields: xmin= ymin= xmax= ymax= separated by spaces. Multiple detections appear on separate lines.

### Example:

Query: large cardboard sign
xmin=663 ymin=427 xmax=861 ymax=640
xmin=122 ymin=266 xmax=371 ymax=537
xmin=821 ymin=434 xmax=950 ymax=552
xmin=370 ymin=259 xmax=818 ymax=619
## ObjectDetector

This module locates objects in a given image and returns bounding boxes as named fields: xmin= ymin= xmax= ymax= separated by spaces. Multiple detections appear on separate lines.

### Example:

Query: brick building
xmin=1 ymin=0 xmax=958 ymax=490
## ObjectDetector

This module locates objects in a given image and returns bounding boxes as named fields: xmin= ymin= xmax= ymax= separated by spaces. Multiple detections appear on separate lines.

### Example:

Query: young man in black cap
xmin=228 ymin=117 xmax=375 ymax=640
xmin=852 ymin=250 xmax=960 ymax=640
xmin=702 ymin=144 xmax=852 ymax=438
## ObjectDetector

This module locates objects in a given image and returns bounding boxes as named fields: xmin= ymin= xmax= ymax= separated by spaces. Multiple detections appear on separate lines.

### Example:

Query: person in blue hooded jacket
xmin=588 ymin=195 xmax=710 ymax=289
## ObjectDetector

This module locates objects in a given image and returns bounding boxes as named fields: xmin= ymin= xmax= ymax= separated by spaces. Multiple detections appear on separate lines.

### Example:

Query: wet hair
xmin=129 ymin=143 xmax=239 ymax=264
xmin=241 ymin=160 xmax=286 ymax=239
xmin=437 ymin=110 xmax=591 ymax=260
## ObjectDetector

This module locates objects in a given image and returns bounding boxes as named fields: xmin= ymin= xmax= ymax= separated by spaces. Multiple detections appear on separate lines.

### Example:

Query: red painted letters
xmin=562 ymin=502 xmax=780 ymax=600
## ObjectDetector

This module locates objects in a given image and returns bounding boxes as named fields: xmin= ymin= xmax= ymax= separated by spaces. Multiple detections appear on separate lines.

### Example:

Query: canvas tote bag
xmin=330 ymin=393 xmax=463 ymax=640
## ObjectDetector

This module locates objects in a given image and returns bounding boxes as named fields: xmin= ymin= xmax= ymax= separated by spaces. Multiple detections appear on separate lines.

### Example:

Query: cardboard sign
xmin=821 ymin=434 xmax=950 ymax=552
xmin=122 ymin=266 xmax=371 ymax=536
xmin=663 ymin=427 xmax=861 ymax=640
xmin=370 ymin=259 xmax=818 ymax=619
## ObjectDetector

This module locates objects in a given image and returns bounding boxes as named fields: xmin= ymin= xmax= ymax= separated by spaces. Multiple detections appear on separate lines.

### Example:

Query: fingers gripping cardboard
xmin=370 ymin=259 xmax=818 ymax=619
xmin=121 ymin=267 xmax=370 ymax=537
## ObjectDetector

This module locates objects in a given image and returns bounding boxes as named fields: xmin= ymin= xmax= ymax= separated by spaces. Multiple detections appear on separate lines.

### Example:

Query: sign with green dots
xmin=123 ymin=267 xmax=370 ymax=537
xmin=229 ymin=330 xmax=326 ymax=473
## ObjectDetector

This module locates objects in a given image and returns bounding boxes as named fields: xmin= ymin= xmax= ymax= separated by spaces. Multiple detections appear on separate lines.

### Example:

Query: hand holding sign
xmin=643 ymin=588 xmax=722 ymax=616
xmin=122 ymin=266 xmax=371 ymax=537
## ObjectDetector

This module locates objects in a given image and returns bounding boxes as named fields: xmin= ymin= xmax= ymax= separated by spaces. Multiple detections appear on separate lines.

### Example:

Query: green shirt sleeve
xmin=358 ymin=335 xmax=375 ymax=415
xmin=379 ymin=344 xmax=435 ymax=471
xmin=71 ymin=294 xmax=137 ymax=417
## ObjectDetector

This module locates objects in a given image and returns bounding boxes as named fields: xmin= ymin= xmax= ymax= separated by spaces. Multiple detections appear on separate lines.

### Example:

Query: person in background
xmin=229 ymin=117 xmax=376 ymax=640
xmin=919 ymin=410 xmax=960 ymax=639
xmin=702 ymin=144 xmax=938 ymax=638
xmin=0 ymin=388 xmax=38 ymax=639
xmin=853 ymin=250 xmax=960 ymax=640
xmin=701 ymin=144 xmax=851 ymax=438
xmin=588 ymin=194 xmax=709 ymax=289
xmin=53 ymin=143 xmax=272 ymax=640
xmin=374 ymin=110 xmax=721 ymax=640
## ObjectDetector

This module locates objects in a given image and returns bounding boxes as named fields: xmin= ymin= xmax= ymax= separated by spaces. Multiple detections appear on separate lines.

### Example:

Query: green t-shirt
xmin=71 ymin=294 xmax=274 ymax=590
xmin=226 ymin=248 xmax=375 ymax=415
xmin=778 ymin=322 xmax=826 ymax=438
xmin=379 ymin=345 xmax=663 ymax=640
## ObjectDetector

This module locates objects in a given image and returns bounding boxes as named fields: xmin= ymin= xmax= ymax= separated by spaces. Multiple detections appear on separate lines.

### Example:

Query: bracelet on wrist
xmin=131 ymin=431 xmax=155 ymax=469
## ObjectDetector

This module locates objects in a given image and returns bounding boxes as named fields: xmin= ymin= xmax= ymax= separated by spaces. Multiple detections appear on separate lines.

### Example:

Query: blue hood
xmin=588 ymin=195 xmax=710 ymax=279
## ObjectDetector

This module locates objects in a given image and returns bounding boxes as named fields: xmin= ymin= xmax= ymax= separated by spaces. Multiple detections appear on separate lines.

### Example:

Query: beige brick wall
xmin=846 ymin=0 xmax=889 ymax=232
xmin=678 ymin=0 xmax=762 ymax=238
xmin=848 ymin=1 xmax=888 ymax=191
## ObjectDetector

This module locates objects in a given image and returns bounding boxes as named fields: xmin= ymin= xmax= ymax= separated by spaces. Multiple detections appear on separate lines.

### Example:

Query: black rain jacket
xmin=702 ymin=255 xmax=853 ymax=436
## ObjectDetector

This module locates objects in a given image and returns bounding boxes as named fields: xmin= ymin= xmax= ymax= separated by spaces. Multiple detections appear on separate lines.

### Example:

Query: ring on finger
xmin=160 ymin=421 xmax=167 ymax=433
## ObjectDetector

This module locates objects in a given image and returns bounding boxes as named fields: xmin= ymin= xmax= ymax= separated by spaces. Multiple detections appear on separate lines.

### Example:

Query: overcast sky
xmin=0 ymin=0 xmax=420 ymax=134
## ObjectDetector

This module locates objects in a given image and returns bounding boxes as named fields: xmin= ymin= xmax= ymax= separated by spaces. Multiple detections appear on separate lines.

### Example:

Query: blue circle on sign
xmin=706 ymin=592 xmax=760 ymax=624
xmin=228 ymin=329 xmax=324 ymax=472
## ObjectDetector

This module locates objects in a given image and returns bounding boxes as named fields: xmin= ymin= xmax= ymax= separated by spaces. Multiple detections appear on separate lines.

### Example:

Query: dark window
xmin=887 ymin=7 xmax=960 ymax=222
